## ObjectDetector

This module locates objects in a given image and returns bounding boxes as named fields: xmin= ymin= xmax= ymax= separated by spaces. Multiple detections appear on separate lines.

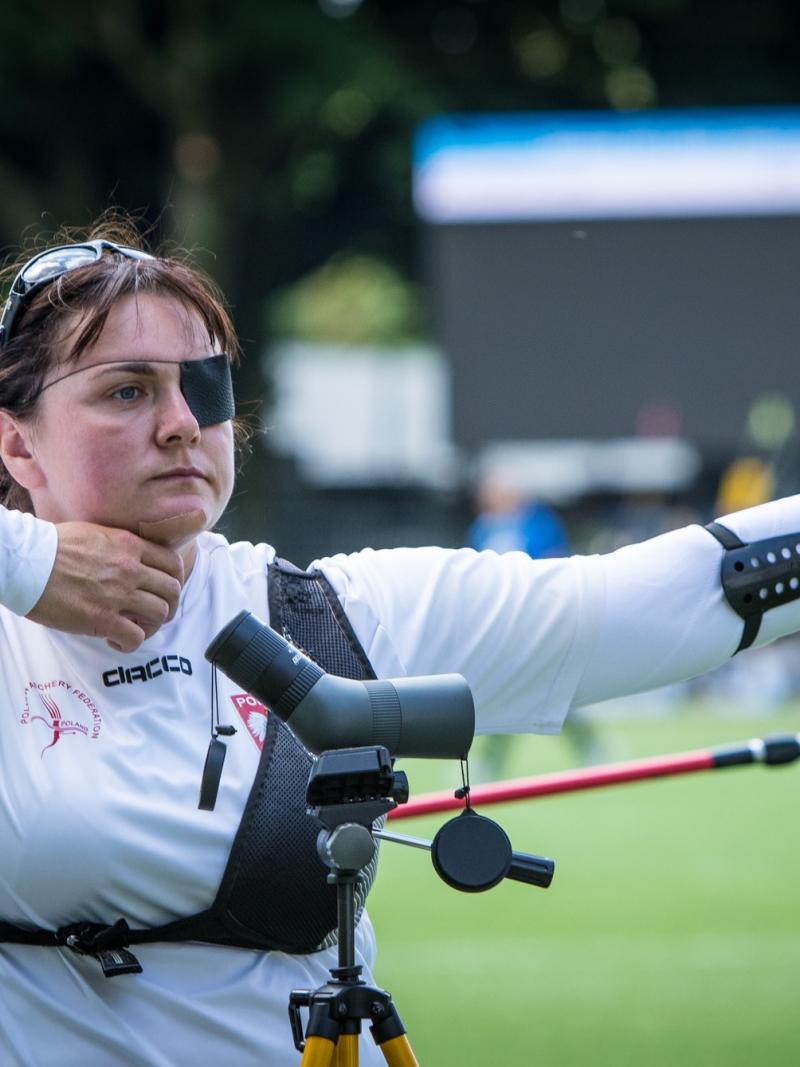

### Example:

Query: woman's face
xmin=22 ymin=292 xmax=235 ymax=540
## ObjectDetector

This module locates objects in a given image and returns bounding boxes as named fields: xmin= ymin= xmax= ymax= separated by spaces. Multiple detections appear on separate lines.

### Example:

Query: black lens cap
xmin=431 ymin=809 xmax=512 ymax=892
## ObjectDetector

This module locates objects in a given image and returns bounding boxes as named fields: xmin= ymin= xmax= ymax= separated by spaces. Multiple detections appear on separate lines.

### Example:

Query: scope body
xmin=205 ymin=610 xmax=475 ymax=760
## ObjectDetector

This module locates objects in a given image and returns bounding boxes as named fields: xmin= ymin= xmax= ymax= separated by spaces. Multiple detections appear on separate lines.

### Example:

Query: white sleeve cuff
xmin=0 ymin=508 xmax=58 ymax=616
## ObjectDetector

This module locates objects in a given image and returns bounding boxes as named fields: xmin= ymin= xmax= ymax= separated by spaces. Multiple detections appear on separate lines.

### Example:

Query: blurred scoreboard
xmin=414 ymin=109 xmax=800 ymax=456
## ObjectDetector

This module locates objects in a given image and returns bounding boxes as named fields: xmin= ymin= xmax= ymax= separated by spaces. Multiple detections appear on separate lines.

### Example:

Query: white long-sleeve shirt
xmin=0 ymin=507 xmax=58 ymax=616
xmin=0 ymin=497 xmax=799 ymax=1066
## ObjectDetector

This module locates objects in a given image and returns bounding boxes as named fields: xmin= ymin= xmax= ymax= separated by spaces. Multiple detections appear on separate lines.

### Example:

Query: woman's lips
xmin=154 ymin=467 xmax=206 ymax=479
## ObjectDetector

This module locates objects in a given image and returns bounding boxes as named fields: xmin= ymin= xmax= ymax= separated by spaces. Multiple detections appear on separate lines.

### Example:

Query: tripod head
xmin=309 ymin=746 xmax=408 ymax=836
xmin=308 ymin=746 xmax=408 ymax=899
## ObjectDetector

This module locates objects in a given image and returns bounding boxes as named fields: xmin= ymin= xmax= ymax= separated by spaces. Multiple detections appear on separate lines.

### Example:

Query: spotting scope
xmin=205 ymin=610 xmax=475 ymax=759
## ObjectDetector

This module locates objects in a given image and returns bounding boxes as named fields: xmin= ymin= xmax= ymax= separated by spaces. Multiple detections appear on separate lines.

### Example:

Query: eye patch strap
xmin=35 ymin=353 xmax=235 ymax=427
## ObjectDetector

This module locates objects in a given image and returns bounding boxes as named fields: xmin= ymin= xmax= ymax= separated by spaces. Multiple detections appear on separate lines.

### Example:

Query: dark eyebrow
xmin=92 ymin=361 xmax=162 ymax=377
xmin=40 ymin=358 xmax=184 ymax=396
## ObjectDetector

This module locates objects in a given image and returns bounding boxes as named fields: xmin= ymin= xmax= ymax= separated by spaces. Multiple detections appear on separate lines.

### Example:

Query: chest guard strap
xmin=0 ymin=558 xmax=379 ymax=968
xmin=705 ymin=521 xmax=800 ymax=653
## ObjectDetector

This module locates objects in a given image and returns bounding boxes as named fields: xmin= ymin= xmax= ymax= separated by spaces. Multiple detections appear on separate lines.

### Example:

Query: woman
xmin=0 ymin=222 xmax=799 ymax=1066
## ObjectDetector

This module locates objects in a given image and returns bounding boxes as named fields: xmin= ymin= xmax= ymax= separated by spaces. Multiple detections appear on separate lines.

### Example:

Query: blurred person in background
xmin=4 ymin=217 xmax=800 ymax=1065
xmin=468 ymin=473 xmax=570 ymax=560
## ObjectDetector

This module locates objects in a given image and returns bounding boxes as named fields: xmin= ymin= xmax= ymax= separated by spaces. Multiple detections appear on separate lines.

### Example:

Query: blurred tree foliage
xmin=269 ymin=254 xmax=422 ymax=344
xmin=1 ymin=0 xmax=799 ymax=532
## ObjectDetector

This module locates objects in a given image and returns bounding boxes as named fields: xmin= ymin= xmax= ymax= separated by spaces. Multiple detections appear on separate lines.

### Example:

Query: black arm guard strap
xmin=704 ymin=520 xmax=800 ymax=654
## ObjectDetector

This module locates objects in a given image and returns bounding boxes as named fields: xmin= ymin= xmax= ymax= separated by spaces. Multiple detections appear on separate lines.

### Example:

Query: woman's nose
xmin=155 ymin=386 xmax=201 ymax=446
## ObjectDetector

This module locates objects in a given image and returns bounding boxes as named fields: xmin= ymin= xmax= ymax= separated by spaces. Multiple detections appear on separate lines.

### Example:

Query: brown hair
xmin=0 ymin=214 xmax=244 ymax=512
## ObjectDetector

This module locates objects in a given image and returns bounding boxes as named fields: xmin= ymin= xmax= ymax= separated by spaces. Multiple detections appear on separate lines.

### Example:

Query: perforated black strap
xmin=704 ymin=520 xmax=800 ymax=654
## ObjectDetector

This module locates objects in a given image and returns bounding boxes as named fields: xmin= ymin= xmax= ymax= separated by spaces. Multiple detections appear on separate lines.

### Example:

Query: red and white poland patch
xmin=230 ymin=693 xmax=269 ymax=750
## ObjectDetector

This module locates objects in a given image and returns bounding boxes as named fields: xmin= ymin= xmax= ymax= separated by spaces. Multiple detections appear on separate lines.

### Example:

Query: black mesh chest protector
xmin=0 ymin=559 xmax=379 ymax=970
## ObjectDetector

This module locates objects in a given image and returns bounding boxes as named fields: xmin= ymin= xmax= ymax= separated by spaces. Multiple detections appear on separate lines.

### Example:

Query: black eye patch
xmin=37 ymin=352 xmax=236 ymax=425
xmin=179 ymin=354 xmax=235 ymax=427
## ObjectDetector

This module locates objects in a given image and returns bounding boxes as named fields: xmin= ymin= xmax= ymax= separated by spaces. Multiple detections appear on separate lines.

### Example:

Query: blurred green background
xmin=369 ymin=704 xmax=800 ymax=1065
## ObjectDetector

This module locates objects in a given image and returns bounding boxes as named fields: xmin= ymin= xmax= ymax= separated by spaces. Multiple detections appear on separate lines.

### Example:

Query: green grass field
xmin=367 ymin=704 xmax=800 ymax=1065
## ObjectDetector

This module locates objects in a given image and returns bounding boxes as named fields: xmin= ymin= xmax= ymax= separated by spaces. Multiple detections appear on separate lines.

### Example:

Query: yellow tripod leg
xmin=378 ymin=1034 xmax=420 ymax=1067
xmin=300 ymin=1035 xmax=337 ymax=1067
xmin=332 ymin=1033 xmax=359 ymax=1066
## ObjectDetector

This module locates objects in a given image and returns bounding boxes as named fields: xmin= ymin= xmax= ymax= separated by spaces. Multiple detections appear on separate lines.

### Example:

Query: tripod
xmin=288 ymin=748 xmax=420 ymax=1066
xmin=287 ymin=745 xmax=554 ymax=1063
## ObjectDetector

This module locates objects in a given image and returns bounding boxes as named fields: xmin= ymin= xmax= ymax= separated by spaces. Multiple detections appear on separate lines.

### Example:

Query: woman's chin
xmin=138 ymin=507 xmax=209 ymax=548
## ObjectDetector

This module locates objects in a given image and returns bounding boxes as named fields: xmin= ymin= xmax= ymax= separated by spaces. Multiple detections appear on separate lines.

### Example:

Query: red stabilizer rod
xmin=388 ymin=734 xmax=800 ymax=821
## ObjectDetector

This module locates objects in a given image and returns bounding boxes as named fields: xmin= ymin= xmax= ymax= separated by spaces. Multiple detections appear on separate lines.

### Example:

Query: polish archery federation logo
xmin=20 ymin=681 xmax=102 ymax=757
xmin=231 ymin=692 xmax=269 ymax=750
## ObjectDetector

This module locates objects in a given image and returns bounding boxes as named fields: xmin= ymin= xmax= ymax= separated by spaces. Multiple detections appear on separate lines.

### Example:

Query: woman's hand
xmin=26 ymin=521 xmax=185 ymax=652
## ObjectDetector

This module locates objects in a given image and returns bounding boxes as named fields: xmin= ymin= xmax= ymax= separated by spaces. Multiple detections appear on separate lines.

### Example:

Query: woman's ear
xmin=0 ymin=411 xmax=45 ymax=491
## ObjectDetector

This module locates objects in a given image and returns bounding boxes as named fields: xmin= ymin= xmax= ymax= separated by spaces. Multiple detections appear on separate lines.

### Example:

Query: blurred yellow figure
xmin=715 ymin=456 xmax=775 ymax=515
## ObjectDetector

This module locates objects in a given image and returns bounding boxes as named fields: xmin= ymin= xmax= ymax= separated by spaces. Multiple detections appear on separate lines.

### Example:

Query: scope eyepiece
xmin=206 ymin=610 xmax=324 ymax=720
xmin=205 ymin=611 xmax=475 ymax=760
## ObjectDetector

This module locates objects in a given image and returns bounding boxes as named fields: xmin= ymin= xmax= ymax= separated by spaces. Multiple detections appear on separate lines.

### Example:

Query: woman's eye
xmin=111 ymin=385 xmax=142 ymax=402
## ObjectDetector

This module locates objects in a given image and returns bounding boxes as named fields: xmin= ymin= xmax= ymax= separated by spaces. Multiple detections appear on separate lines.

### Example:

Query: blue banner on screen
xmin=414 ymin=108 xmax=800 ymax=223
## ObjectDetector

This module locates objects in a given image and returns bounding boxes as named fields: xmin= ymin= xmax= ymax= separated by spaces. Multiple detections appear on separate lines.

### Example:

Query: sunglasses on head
xmin=0 ymin=239 xmax=155 ymax=348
